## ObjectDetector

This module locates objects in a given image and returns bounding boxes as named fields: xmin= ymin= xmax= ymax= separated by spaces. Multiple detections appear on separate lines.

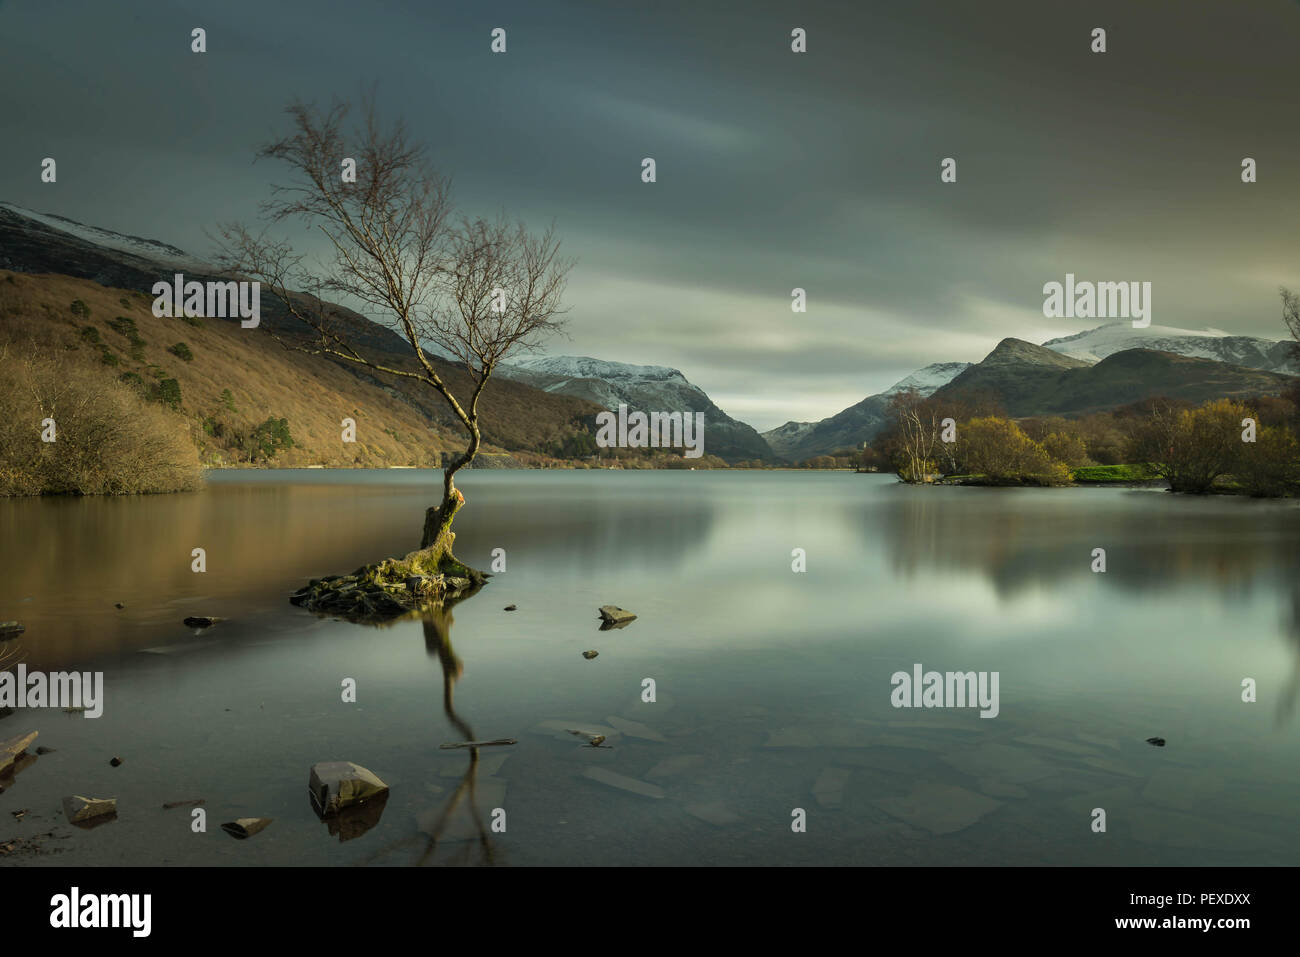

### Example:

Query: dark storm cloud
xmin=2 ymin=0 xmax=1298 ymax=429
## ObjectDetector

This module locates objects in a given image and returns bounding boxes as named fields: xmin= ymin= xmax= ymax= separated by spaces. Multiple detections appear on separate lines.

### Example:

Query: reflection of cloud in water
xmin=871 ymin=488 xmax=1300 ymax=601
xmin=867 ymin=486 xmax=1300 ymax=728
xmin=1278 ymin=585 xmax=1300 ymax=728
xmin=456 ymin=493 xmax=716 ymax=575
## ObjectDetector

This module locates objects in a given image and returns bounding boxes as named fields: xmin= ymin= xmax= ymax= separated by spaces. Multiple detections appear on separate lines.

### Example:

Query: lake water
xmin=2 ymin=469 xmax=1298 ymax=866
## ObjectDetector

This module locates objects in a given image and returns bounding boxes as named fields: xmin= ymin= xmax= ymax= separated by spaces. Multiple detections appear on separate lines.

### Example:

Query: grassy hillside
xmin=0 ymin=270 xmax=602 ymax=469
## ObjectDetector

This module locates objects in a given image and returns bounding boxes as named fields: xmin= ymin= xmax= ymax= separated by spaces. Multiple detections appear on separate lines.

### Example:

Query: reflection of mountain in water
xmin=872 ymin=489 xmax=1300 ymax=600
xmin=869 ymin=487 xmax=1300 ymax=726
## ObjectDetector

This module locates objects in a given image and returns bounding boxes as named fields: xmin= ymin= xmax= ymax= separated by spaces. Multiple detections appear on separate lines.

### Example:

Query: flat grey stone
xmin=875 ymin=784 xmax=1001 ymax=835
xmin=812 ymin=767 xmax=852 ymax=808
xmin=942 ymin=743 xmax=1057 ymax=784
xmin=1141 ymin=768 xmax=1225 ymax=812
xmin=684 ymin=801 xmax=741 ymax=826
xmin=646 ymin=755 xmax=707 ymax=779
xmin=605 ymin=716 xmax=666 ymax=742
xmin=582 ymin=767 xmax=664 ymax=799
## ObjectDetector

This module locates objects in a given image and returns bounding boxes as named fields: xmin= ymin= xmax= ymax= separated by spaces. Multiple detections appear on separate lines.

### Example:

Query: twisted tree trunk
xmin=419 ymin=423 xmax=481 ymax=564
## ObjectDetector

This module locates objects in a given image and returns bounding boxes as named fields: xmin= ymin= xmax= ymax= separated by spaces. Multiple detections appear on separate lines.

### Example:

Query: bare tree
xmin=885 ymin=389 xmax=945 ymax=483
xmin=215 ymin=96 xmax=573 ymax=569
xmin=1283 ymin=287 xmax=1300 ymax=360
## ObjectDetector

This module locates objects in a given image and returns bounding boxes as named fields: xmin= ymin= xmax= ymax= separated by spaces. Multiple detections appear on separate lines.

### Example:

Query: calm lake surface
xmin=2 ymin=469 xmax=1298 ymax=866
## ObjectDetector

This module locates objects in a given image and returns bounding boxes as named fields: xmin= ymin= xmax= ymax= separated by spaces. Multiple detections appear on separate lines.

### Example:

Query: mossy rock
xmin=290 ymin=549 xmax=487 ymax=624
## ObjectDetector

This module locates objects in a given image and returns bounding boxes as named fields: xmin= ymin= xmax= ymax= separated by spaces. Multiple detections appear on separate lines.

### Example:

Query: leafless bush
xmin=0 ymin=343 xmax=201 ymax=495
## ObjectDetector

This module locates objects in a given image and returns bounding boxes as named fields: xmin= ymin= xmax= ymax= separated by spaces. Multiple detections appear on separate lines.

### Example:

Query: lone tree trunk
xmin=420 ymin=426 xmax=479 ymax=554
xmin=214 ymin=95 xmax=573 ymax=582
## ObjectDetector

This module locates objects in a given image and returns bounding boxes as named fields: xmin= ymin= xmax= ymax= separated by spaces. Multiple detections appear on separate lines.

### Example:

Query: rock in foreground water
xmin=309 ymin=761 xmax=390 ymax=816
xmin=183 ymin=616 xmax=224 ymax=628
xmin=0 ymin=731 xmax=38 ymax=774
xmin=62 ymin=794 xmax=117 ymax=825
xmin=221 ymin=817 xmax=272 ymax=839
xmin=597 ymin=605 xmax=636 ymax=625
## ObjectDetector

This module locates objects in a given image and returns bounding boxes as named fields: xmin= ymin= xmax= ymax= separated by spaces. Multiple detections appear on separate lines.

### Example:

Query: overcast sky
xmin=3 ymin=0 xmax=1299 ymax=430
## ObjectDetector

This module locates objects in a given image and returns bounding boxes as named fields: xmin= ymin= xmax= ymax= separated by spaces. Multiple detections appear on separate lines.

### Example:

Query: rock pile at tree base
xmin=290 ymin=547 xmax=487 ymax=624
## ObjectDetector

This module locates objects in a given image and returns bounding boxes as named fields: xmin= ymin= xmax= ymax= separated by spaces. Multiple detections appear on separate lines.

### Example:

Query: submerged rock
xmin=597 ymin=605 xmax=636 ymax=625
xmin=645 ymin=754 xmax=707 ymax=779
xmin=875 ymin=784 xmax=1001 ymax=835
xmin=221 ymin=817 xmax=272 ymax=839
xmin=1141 ymin=768 xmax=1224 ymax=811
xmin=582 ymin=767 xmax=664 ymax=799
xmin=62 ymin=794 xmax=117 ymax=825
xmin=812 ymin=767 xmax=852 ymax=808
xmin=684 ymin=802 xmax=742 ymax=826
xmin=309 ymin=761 xmax=390 ymax=816
xmin=0 ymin=621 xmax=24 ymax=640
xmin=604 ymin=716 xmax=666 ymax=742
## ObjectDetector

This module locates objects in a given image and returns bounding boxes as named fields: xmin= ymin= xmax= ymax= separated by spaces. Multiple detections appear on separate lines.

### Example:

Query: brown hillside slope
xmin=0 ymin=270 xmax=602 ymax=467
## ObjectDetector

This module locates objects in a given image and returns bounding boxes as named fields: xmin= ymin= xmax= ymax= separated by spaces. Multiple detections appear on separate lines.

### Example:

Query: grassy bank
xmin=1070 ymin=464 xmax=1160 ymax=483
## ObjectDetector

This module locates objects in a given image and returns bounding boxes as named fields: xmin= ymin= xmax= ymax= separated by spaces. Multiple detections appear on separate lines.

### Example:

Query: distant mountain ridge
xmin=1043 ymin=321 xmax=1299 ymax=376
xmin=500 ymin=354 xmax=775 ymax=462
xmin=0 ymin=201 xmax=207 ymax=271
xmin=935 ymin=338 xmax=1296 ymax=416
xmin=765 ymin=328 xmax=1297 ymax=462
xmin=762 ymin=362 xmax=970 ymax=461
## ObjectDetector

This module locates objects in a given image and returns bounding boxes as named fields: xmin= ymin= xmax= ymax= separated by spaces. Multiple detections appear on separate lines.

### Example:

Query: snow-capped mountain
xmin=1042 ymin=322 xmax=1299 ymax=376
xmin=882 ymin=361 xmax=972 ymax=396
xmin=0 ymin=201 xmax=210 ymax=272
xmin=761 ymin=364 xmax=969 ymax=461
xmin=500 ymin=355 xmax=774 ymax=461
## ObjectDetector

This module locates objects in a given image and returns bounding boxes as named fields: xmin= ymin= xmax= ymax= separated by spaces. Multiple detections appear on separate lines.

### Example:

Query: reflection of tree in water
xmin=362 ymin=587 xmax=502 ymax=866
